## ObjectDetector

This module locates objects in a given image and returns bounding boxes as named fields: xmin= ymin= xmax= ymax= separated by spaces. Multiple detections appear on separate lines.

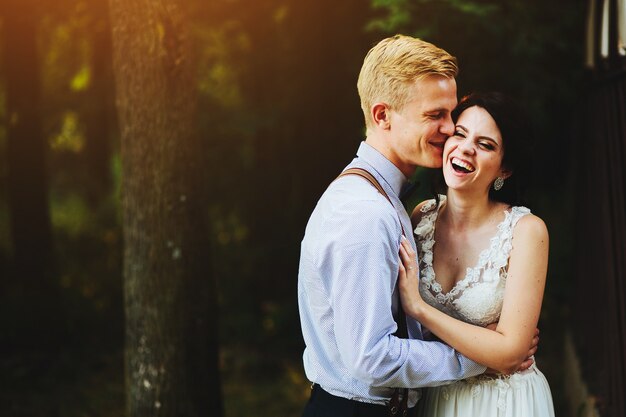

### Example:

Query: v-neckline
xmin=426 ymin=197 xmax=511 ymax=298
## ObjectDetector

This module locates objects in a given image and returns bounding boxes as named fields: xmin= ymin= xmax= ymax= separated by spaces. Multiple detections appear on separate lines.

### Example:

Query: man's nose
xmin=440 ymin=114 xmax=454 ymax=136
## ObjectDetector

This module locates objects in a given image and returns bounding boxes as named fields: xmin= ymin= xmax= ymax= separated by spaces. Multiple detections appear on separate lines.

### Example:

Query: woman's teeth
xmin=451 ymin=157 xmax=475 ymax=173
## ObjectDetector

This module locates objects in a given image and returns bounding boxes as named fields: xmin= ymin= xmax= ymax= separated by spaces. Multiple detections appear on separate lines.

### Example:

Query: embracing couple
xmin=297 ymin=35 xmax=555 ymax=417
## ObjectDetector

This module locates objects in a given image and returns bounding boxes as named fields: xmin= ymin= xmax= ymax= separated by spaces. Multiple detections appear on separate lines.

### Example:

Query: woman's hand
xmin=398 ymin=236 xmax=426 ymax=319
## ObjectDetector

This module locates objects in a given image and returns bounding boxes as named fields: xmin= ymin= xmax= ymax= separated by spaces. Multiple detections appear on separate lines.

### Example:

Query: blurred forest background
xmin=0 ymin=0 xmax=596 ymax=416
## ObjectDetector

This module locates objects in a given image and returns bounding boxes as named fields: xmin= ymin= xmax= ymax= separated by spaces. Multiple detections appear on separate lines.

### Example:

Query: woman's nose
xmin=458 ymin=138 xmax=475 ymax=154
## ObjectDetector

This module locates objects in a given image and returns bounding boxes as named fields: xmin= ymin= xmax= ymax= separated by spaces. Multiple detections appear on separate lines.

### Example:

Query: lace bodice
xmin=414 ymin=196 xmax=531 ymax=326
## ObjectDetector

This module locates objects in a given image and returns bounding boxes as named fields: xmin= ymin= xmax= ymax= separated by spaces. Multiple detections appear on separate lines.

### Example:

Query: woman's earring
xmin=493 ymin=176 xmax=505 ymax=191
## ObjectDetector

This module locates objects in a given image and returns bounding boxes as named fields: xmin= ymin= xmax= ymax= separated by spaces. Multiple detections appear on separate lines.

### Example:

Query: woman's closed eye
xmin=478 ymin=141 xmax=495 ymax=150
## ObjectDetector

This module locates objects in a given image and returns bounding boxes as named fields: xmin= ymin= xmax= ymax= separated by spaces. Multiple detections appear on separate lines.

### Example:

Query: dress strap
xmin=487 ymin=206 xmax=532 ymax=270
xmin=499 ymin=207 xmax=531 ymax=243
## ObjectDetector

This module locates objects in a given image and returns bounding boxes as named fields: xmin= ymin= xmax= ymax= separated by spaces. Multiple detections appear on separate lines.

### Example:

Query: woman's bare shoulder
xmin=410 ymin=199 xmax=438 ymax=228
xmin=512 ymin=212 xmax=549 ymax=246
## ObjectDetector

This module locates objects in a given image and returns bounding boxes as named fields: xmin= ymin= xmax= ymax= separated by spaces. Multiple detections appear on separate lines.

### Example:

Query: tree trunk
xmin=108 ymin=0 xmax=222 ymax=415
xmin=2 ymin=0 xmax=54 ymax=300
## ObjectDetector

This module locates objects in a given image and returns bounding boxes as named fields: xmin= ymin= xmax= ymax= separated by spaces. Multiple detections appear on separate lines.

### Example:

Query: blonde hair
xmin=357 ymin=35 xmax=458 ymax=130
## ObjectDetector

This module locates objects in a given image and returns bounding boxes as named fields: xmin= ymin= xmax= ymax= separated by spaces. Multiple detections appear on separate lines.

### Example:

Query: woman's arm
xmin=398 ymin=214 xmax=549 ymax=374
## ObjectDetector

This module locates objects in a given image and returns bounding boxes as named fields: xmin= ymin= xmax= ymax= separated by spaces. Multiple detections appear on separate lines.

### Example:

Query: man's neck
xmin=364 ymin=135 xmax=415 ymax=178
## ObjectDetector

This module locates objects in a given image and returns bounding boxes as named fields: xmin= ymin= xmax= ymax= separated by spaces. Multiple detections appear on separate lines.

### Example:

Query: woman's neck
xmin=441 ymin=189 xmax=500 ymax=231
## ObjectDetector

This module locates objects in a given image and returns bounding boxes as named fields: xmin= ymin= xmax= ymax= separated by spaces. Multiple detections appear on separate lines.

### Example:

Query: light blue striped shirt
xmin=298 ymin=142 xmax=486 ymax=407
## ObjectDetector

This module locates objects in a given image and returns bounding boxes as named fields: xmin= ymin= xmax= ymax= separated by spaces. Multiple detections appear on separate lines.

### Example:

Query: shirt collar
xmin=356 ymin=142 xmax=408 ymax=197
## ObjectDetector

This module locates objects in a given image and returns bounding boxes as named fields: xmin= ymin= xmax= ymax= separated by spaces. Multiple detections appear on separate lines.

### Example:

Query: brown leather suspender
xmin=336 ymin=167 xmax=410 ymax=416
xmin=337 ymin=168 xmax=406 ymax=235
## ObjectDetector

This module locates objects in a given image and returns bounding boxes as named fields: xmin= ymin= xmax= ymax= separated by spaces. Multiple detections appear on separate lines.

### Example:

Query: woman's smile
xmin=450 ymin=156 xmax=475 ymax=174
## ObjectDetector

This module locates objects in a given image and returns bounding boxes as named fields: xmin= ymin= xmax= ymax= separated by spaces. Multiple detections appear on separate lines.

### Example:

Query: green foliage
xmin=196 ymin=25 xmax=246 ymax=109
xmin=41 ymin=12 xmax=91 ymax=103
xmin=70 ymin=64 xmax=91 ymax=91
xmin=50 ymin=111 xmax=85 ymax=152
xmin=368 ymin=0 xmax=499 ymax=36
xmin=51 ymin=191 xmax=92 ymax=237
xmin=368 ymin=0 xmax=412 ymax=33
xmin=446 ymin=0 xmax=499 ymax=16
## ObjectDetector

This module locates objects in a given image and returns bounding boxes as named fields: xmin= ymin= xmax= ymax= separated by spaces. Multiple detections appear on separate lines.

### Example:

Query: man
xmin=298 ymin=35 xmax=535 ymax=417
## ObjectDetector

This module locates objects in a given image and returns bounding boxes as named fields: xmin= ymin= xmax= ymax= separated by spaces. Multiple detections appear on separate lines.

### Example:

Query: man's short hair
xmin=357 ymin=34 xmax=458 ymax=130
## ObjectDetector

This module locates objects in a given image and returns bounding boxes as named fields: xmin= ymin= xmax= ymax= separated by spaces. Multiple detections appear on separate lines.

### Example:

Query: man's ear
xmin=371 ymin=103 xmax=391 ymax=130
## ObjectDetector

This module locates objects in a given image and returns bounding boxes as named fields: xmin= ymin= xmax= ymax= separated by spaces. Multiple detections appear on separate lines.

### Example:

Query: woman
xmin=398 ymin=92 xmax=555 ymax=416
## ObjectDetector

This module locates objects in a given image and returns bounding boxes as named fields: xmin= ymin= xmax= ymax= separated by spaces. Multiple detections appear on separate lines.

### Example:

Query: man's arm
xmin=325 ymin=190 xmax=485 ymax=388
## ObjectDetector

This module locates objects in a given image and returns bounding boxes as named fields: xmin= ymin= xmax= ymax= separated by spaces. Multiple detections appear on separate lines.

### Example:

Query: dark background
xmin=0 ymin=0 xmax=607 ymax=415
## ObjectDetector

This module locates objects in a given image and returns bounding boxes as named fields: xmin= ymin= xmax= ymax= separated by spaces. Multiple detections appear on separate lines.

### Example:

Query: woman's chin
xmin=443 ymin=174 xmax=465 ymax=190
xmin=444 ymin=180 xmax=472 ymax=193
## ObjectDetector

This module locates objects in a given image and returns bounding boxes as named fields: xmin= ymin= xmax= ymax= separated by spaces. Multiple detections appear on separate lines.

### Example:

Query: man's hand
xmin=518 ymin=327 xmax=540 ymax=371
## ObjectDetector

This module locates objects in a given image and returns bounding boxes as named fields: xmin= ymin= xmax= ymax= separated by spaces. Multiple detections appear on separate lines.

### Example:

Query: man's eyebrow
xmin=424 ymin=108 xmax=449 ymax=114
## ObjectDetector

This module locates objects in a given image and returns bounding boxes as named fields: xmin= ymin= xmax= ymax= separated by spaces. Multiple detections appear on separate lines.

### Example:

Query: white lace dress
xmin=413 ymin=196 xmax=555 ymax=417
